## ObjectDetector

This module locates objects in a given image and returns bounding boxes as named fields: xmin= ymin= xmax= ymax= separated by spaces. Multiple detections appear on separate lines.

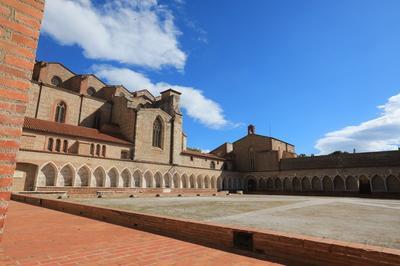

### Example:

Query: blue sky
xmin=37 ymin=0 xmax=400 ymax=155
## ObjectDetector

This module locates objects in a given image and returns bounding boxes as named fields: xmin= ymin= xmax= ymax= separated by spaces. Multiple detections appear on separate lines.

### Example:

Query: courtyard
xmin=69 ymin=195 xmax=400 ymax=249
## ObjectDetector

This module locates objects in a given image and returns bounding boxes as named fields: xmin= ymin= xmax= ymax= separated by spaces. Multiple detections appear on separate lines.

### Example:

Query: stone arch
xmin=181 ymin=174 xmax=188 ymax=188
xmin=121 ymin=169 xmax=131 ymax=188
xmin=59 ymin=164 xmax=75 ymax=186
xmin=190 ymin=174 xmax=196 ymax=188
xmin=39 ymin=162 xmax=57 ymax=187
xmin=144 ymin=170 xmax=153 ymax=188
xmin=247 ymin=177 xmax=257 ymax=192
xmin=106 ymin=168 xmax=119 ymax=187
xmin=204 ymin=176 xmax=211 ymax=188
xmin=292 ymin=177 xmax=301 ymax=192
xmin=217 ymin=176 xmax=223 ymax=190
xmin=301 ymin=177 xmax=311 ymax=191
xmin=283 ymin=177 xmax=291 ymax=191
xmin=259 ymin=178 xmax=266 ymax=190
xmin=311 ymin=176 xmax=322 ymax=191
xmin=197 ymin=175 xmax=204 ymax=189
xmin=386 ymin=175 xmax=400 ymax=192
xmin=322 ymin=176 xmax=333 ymax=192
xmin=76 ymin=165 xmax=90 ymax=187
xmin=154 ymin=172 xmax=163 ymax=188
xmin=132 ymin=169 xmax=142 ymax=188
xmin=93 ymin=167 xmax=106 ymax=187
xmin=211 ymin=176 xmax=217 ymax=189
xmin=359 ymin=175 xmax=371 ymax=194
xmin=170 ymin=173 xmax=178 ymax=188
xmin=371 ymin=175 xmax=385 ymax=192
xmin=345 ymin=176 xmax=358 ymax=191
xmin=333 ymin=175 xmax=345 ymax=192
xmin=266 ymin=178 xmax=274 ymax=190
xmin=163 ymin=173 xmax=172 ymax=188
xmin=274 ymin=178 xmax=282 ymax=190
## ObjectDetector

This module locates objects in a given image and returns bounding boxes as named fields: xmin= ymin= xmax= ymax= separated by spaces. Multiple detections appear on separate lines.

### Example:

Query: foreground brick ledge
xmin=11 ymin=193 xmax=400 ymax=265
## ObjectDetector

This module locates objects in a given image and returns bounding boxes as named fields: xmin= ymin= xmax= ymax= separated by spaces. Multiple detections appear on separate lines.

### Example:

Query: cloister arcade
xmin=16 ymin=161 xmax=400 ymax=194
xmin=32 ymin=162 xmax=242 ymax=191
xmin=245 ymin=174 xmax=400 ymax=193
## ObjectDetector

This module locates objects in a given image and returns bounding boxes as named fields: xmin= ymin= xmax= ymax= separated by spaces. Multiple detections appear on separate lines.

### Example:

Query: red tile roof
xmin=181 ymin=150 xmax=225 ymax=160
xmin=24 ymin=117 xmax=131 ymax=145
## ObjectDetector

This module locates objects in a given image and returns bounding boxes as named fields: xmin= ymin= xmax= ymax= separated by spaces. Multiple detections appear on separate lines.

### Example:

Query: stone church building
xmin=13 ymin=62 xmax=400 ymax=196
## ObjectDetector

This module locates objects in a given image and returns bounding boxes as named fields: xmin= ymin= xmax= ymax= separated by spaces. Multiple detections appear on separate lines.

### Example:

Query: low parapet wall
xmin=11 ymin=193 xmax=400 ymax=265
xmin=36 ymin=187 xmax=220 ymax=198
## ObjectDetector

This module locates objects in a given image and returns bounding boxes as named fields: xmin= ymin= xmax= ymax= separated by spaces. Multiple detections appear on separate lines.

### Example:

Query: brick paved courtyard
xmin=0 ymin=201 xmax=277 ymax=266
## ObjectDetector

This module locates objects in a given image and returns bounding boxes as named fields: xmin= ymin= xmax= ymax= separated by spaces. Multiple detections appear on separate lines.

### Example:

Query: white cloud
xmin=42 ymin=0 xmax=186 ymax=69
xmin=315 ymin=93 xmax=400 ymax=154
xmin=94 ymin=65 xmax=230 ymax=129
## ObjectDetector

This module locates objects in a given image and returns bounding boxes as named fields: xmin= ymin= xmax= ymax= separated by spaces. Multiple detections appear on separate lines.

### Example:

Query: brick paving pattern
xmin=0 ymin=201 xmax=277 ymax=265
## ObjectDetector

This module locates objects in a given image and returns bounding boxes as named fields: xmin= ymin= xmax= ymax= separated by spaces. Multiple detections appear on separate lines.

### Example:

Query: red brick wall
xmin=0 ymin=0 xmax=45 ymax=240
xmin=12 ymin=193 xmax=400 ymax=265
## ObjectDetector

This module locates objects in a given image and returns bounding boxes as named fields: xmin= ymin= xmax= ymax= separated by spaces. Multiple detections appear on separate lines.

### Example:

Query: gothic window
xmin=55 ymin=139 xmax=61 ymax=152
xmin=47 ymin=138 xmax=54 ymax=151
xmin=87 ymin=87 xmax=96 ymax=96
xmin=55 ymin=101 xmax=66 ymax=123
xmin=152 ymin=117 xmax=163 ymax=148
xmin=210 ymin=161 xmax=216 ymax=169
xmin=63 ymin=140 xmax=68 ymax=153
xmin=101 ymin=145 xmax=106 ymax=157
xmin=249 ymin=146 xmax=255 ymax=171
xmin=51 ymin=76 xmax=62 ymax=87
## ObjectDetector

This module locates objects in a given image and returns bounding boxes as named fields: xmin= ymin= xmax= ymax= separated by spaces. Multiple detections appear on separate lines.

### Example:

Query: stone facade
xmin=13 ymin=62 xmax=400 ymax=196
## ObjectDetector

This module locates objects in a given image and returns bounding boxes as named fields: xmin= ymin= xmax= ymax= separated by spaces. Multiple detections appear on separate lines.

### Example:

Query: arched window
xmin=249 ymin=146 xmax=255 ymax=171
xmin=87 ymin=87 xmax=96 ymax=96
xmin=101 ymin=145 xmax=106 ymax=157
xmin=210 ymin=161 xmax=216 ymax=169
xmin=152 ymin=117 xmax=163 ymax=148
xmin=55 ymin=101 xmax=66 ymax=123
xmin=47 ymin=138 xmax=54 ymax=151
xmin=55 ymin=139 xmax=61 ymax=152
xmin=63 ymin=140 xmax=68 ymax=153
xmin=90 ymin=143 xmax=95 ymax=155
xmin=96 ymin=144 xmax=100 ymax=156
xmin=51 ymin=75 xmax=62 ymax=86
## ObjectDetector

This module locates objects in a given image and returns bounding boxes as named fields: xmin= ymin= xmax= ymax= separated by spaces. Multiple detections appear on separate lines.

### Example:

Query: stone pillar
xmin=0 ymin=0 xmax=45 ymax=241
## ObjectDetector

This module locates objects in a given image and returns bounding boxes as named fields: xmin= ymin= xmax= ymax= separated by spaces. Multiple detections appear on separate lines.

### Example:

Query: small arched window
xmin=87 ymin=87 xmax=96 ymax=96
xmin=55 ymin=139 xmax=61 ymax=152
xmin=249 ymin=146 xmax=255 ymax=171
xmin=152 ymin=117 xmax=163 ymax=148
xmin=90 ymin=143 xmax=95 ymax=155
xmin=55 ymin=101 xmax=66 ymax=123
xmin=96 ymin=144 xmax=100 ymax=156
xmin=210 ymin=161 xmax=216 ymax=169
xmin=51 ymin=75 xmax=62 ymax=87
xmin=47 ymin=138 xmax=54 ymax=151
xmin=63 ymin=140 xmax=68 ymax=153
xmin=101 ymin=145 xmax=106 ymax=157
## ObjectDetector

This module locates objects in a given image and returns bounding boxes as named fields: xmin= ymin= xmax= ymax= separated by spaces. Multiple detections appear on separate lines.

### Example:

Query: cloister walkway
xmin=0 ymin=201 xmax=276 ymax=266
